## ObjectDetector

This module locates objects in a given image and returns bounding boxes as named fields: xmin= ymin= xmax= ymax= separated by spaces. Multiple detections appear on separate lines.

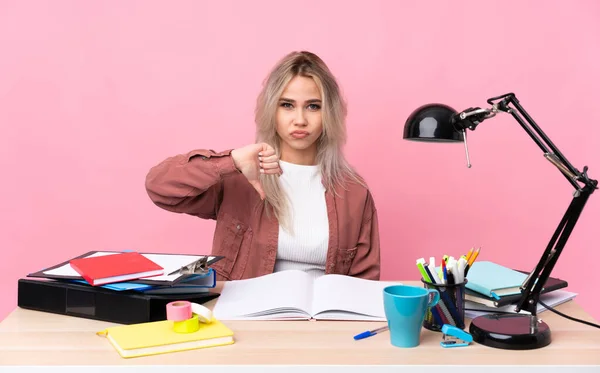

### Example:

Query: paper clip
xmin=440 ymin=324 xmax=473 ymax=348
xmin=168 ymin=256 xmax=209 ymax=276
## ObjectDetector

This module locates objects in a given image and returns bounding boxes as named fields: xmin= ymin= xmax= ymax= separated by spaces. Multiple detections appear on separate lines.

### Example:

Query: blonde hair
xmin=255 ymin=51 xmax=365 ymax=231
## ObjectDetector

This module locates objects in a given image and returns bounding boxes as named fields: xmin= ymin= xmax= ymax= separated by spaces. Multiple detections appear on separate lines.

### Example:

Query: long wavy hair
xmin=255 ymin=51 xmax=365 ymax=231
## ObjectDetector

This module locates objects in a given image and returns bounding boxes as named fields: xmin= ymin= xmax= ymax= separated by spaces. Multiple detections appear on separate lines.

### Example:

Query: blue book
xmin=465 ymin=261 xmax=528 ymax=298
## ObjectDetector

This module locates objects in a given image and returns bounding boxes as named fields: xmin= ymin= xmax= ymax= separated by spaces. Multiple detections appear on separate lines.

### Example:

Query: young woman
xmin=145 ymin=51 xmax=380 ymax=281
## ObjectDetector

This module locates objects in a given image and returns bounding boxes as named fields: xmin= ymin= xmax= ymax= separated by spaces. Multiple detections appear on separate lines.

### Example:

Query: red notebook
xmin=69 ymin=252 xmax=164 ymax=286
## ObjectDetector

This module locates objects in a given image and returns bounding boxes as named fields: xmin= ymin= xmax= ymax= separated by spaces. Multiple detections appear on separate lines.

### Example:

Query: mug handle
xmin=426 ymin=289 xmax=440 ymax=308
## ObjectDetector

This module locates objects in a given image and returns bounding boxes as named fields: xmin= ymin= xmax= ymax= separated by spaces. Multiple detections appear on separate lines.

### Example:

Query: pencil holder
xmin=421 ymin=279 xmax=467 ymax=332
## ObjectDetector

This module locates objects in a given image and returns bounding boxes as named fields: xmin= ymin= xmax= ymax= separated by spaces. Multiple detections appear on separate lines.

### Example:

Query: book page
xmin=311 ymin=275 xmax=399 ymax=321
xmin=212 ymin=270 xmax=314 ymax=320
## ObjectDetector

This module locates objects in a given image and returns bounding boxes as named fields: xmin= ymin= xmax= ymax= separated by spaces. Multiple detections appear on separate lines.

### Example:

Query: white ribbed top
xmin=274 ymin=160 xmax=329 ymax=279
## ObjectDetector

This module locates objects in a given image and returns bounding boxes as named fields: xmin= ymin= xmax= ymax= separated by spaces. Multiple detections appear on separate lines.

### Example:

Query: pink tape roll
xmin=166 ymin=301 xmax=192 ymax=321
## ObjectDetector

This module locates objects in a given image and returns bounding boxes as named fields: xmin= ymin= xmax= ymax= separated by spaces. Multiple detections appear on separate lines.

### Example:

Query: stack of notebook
xmin=19 ymin=251 xmax=235 ymax=358
xmin=18 ymin=250 xmax=225 ymax=325
xmin=463 ymin=261 xmax=577 ymax=318
xmin=27 ymin=250 xmax=222 ymax=294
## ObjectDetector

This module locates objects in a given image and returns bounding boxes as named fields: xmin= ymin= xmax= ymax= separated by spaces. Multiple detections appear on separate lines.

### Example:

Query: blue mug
xmin=383 ymin=285 xmax=440 ymax=348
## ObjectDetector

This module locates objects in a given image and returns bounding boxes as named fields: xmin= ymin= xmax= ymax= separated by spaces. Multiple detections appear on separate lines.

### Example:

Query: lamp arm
xmin=515 ymin=186 xmax=592 ymax=316
xmin=456 ymin=93 xmax=598 ymax=316
xmin=489 ymin=93 xmax=595 ymax=192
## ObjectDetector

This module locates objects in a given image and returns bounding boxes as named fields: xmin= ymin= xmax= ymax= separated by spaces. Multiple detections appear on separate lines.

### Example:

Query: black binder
xmin=17 ymin=278 xmax=220 ymax=325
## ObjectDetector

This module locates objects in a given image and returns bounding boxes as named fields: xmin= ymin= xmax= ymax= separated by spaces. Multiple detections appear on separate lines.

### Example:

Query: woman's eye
xmin=280 ymin=102 xmax=293 ymax=109
xmin=307 ymin=104 xmax=321 ymax=110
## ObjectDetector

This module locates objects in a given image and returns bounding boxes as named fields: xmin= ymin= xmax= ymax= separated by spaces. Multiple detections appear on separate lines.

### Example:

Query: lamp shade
xmin=403 ymin=103 xmax=463 ymax=142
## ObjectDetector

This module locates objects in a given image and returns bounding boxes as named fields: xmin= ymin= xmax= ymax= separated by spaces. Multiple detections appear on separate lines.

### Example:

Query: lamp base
xmin=469 ymin=313 xmax=551 ymax=350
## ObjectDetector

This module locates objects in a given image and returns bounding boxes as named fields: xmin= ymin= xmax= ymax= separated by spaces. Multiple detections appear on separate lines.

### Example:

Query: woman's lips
xmin=291 ymin=131 xmax=309 ymax=139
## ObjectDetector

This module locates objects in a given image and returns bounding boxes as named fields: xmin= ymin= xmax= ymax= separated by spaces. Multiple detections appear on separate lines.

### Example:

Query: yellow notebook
xmin=97 ymin=319 xmax=235 ymax=358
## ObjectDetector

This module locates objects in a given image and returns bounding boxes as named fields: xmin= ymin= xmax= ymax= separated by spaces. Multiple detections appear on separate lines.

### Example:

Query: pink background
xmin=1 ymin=0 xmax=599 ymax=322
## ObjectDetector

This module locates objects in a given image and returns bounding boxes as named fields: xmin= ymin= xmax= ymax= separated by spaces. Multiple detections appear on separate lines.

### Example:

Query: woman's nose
xmin=294 ymin=109 xmax=307 ymax=126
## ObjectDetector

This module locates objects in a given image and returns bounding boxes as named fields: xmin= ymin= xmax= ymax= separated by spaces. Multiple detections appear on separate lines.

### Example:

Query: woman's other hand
xmin=231 ymin=143 xmax=281 ymax=200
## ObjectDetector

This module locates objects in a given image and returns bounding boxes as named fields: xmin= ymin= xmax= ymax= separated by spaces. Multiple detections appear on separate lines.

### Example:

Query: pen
xmin=353 ymin=326 xmax=388 ymax=340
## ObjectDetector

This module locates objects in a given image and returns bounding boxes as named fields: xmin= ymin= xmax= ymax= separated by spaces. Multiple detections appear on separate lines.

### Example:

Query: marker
xmin=423 ymin=264 xmax=435 ymax=285
xmin=429 ymin=257 xmax=436 ymax=270
xmin=416 ymin=258 xmax=432 ymax=282
xmin=450 ymin=259 xmax=461 ymax=284
xmin=429 ymin=261 xmax=443 ymax=285
xmin=441 ymin=260 xmax=448 ymax=284
xmin=353 ymin=326 xmax=388 ymax=340
xmin=457 ymin=257 xmax=468 ymax=282
xmin=447 ymin=272 xmax=455 ymax=285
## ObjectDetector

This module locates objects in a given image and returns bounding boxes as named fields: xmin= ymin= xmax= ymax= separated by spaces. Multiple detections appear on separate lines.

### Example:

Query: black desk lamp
xmin=403 ymin=93 xmax=598 ymax=350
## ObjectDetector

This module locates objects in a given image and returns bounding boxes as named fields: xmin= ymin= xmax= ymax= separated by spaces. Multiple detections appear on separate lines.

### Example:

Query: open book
xmin=211 ymin=270 xmax=399 ymax=321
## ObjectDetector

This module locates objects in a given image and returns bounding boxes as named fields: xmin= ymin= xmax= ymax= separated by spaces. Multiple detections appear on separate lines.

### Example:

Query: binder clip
xmin=167 ymin=256 xmax=209 ymax=276
xmin=440 ymin=324 xmax=473 ymax=348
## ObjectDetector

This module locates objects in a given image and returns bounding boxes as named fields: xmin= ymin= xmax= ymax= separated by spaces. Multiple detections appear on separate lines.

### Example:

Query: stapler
xmin=440 ymin=324 xmax=473 ymax=348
